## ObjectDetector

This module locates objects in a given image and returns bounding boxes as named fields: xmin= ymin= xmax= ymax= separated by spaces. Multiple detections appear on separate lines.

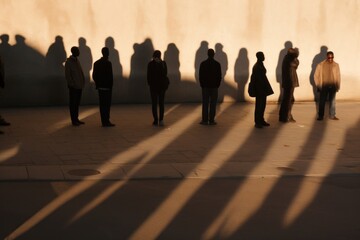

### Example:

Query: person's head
xmin=153 ymin=50 xmax=161 ymax=59
xmin=288 ymin=47 xmax=299 ymax=58
xmin=327 ymin=51 xmax=334 ymax=63
xmin=208 ymin=49 xmax=215 ymax=58
xmin=0 ymin=34 xmax=9 ymax=43
xmin=256 ymin=51 xmax=265 ymax=61
xmin=102 ymin=47 xmax=109 ymax=58
xmin=71 ymin=46 xmax=80 ymax=57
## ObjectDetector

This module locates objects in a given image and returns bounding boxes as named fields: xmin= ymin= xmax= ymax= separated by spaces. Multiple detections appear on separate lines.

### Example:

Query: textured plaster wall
xmin=0 ymin=0 xmax=359 ymax=106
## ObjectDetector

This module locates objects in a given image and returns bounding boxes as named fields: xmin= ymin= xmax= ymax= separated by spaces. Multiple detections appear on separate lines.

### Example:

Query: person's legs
xmin=255 ymin=95 xmax=266 ymax=126
xmin=158 ymin=90 xmax=165 ymax=122
xmin=202 ymin=88 xmax=210 ymax=123
xmin=69 ymin=87 xmax=81 ymax=124
xmin=150 ymin=88 xmax=159 ymax=125
xmin=329 ymin=88 xmax=337 ymax=118
xmin=287 ymin=87 xmax=295 ymax=121
xmin=106 ymin=90 xmax=112 ymax=122
xmin=209 ymin=88 xmax=218 ymax=123
xmin=279 ymin=88 xmax=290 ymax=122
xmin=98 ymin=90 xmax=107 ymax=124
xmin=318 ymin=87 xmax=329 ymax=120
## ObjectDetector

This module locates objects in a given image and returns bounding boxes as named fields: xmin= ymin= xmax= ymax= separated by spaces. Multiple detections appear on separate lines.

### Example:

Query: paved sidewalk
xmin=0 ymin=102 xmax=359 ymax=180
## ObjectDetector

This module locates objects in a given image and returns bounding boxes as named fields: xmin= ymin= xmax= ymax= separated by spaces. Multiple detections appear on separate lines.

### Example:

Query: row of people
xmin=0 ymin=46 xmax=341 ymax=133
xmin=64 ymin=45 xmax=341 ymax=129
xmin=249 ymin=48 xmax=340 ymax=128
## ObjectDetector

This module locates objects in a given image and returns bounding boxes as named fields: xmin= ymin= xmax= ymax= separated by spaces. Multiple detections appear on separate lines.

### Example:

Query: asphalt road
xmin=1 ymin=176 xmax=360 ymax=240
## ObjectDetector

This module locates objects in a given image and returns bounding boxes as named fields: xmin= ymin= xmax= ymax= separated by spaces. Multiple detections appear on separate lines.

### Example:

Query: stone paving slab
xmin=0 ymin=102 xmax=359 ymax=180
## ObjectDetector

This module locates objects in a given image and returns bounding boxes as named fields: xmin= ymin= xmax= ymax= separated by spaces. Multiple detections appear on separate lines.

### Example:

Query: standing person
xmin=314 ymin=51 xmax=341 ymax=120
xmin=279 ymin=48 xmax=300 ymax=123
xmin=93 ymin=47 xmax=115 ymax=127
xmin=250 ymin=52 xmax=274 ymax=128
xmin=0 ymin=56 xmax=10 ymax=135
xmin=65 ymin=47 xmax=85 ymax=126
xmin=199 ymin=49 xmax=222 ymax=125
xmin=147 ymin=50 xmax=169 ymax=126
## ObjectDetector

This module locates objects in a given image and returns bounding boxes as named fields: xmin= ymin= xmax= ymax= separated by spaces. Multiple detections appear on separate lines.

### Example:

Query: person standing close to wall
xmin=250 ymin=52 xmax=274 ymax=128
xmin=65 ymin=47 xmax=85 ymax=126
xmin=147 ymin=50 xmax=169 ymax=126
xmin=93 ymin=47 xmax=115 ymax=127
xmin=314 ymin=51 xmax=341 ymax=121
xmin=279 ymin=48 xmax=300 ymax=123
xmin=199 ymin=49 xmax=222 ymax=125
xmin=0 ymin=55 xmax=10 ymax=135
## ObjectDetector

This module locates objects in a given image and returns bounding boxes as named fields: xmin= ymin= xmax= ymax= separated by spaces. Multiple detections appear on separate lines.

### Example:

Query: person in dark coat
xmin=65 ymin=46 xmax=85 ymax=126
xmin=279 ymin=48 xmax=299 ymax=122
xmin=147 ymin=50 xmax=169 ymax=126
xmin=250 ymin=52 xmax=274 ymax=128
xmin=93 ymin=47 xmax=115 ymax=127
xmin=199 ymin=49 xmax=222 ymax=125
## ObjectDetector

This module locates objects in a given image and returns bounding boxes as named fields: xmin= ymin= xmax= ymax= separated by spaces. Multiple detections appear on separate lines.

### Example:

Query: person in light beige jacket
xmin=314 ymin=51 xmax=341 ymax=120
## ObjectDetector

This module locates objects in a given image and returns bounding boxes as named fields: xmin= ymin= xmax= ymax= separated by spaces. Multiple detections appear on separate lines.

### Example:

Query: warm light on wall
xmin=0 ymin=0 xmax=359 ymax=106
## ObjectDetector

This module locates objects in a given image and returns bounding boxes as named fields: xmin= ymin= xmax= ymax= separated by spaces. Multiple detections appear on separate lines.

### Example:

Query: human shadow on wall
xmin=128 ymin=38 xmax=154 ymax=103
xmin=234 ymin=47 xmax=250 ymax=102
xmin=216 ymin=43 xmax=237 ymax=102
xmin=0 ymin=34 xmax=13 ymax=107
xmin=45 ymin=36 xmax=68 ymax=105
xmin=276 ymin=41 xmax=293 ymax=104
xmin=310 ymin=46 xmax=328 ymax=103
xmin=8 ymin=34 xmax=46 ymax=106
xmin=194 ymin=41 xmax=209 ymax=85
xmin=0 ymin=34 xmax=13 ymax=71
xmin=78 ymin=37 xmax=96 ymax=104
xmin=164 ymin=43 xmax=181 ymax=102
xmin=105 ymin=37 xmax=124 ymax=103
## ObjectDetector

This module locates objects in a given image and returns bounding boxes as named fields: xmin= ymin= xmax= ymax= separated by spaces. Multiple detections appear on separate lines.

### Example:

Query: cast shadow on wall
xmin=0 ymin=34 xmax=49 ymax=106
xmin=276 ymin=41 xmax=293 ymax=104
xmin=309 ymin=45 xmax=328 ymax=102
xmin=234 ymin=47 xmax=249 ymax=102
xmin=193 ymin=41 xmax=244 ymax=103
xmin=0 ymin=34 xmax=250 ymax=106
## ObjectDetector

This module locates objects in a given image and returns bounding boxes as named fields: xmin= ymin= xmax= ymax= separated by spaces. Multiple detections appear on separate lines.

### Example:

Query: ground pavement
xmin=0 ymin=102 xmax=359 ymax=239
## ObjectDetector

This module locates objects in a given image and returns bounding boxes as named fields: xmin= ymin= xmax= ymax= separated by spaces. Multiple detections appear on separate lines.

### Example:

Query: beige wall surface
xmin=0 ymin=0 xmax=359 ymax=106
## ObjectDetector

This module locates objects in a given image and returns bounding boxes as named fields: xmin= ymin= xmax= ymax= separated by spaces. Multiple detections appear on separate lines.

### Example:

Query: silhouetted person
xmin=147 ymin=50 xmax=169 ymax=126
xmin=310 ymin=46 xmax=328 ymax=101
xmin=276 ymin=41 xmax=293 ymax=103
xmin=250 ymin=52 xmax=274 ymax=128
xmin=199 ymin=49 xmax=222 ymax=125
xmin=65 ymin=47 xmax=85 ymax=126
xmin=279 ymin=48 xmax=299 ymax=123
xmin=0 ymin=55 xmax=10 ymax=134
xmin=93 ymin=47 xmax=115 ymax=127
xmin=315 ymin=51 xmax=341 ymax=121
xmin=234 ymin=48 xmax=249 ymax=101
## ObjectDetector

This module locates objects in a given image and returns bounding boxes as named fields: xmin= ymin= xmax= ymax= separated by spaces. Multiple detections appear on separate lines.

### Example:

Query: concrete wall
xmin=0 ymin=0 xmax=359 ymax=106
